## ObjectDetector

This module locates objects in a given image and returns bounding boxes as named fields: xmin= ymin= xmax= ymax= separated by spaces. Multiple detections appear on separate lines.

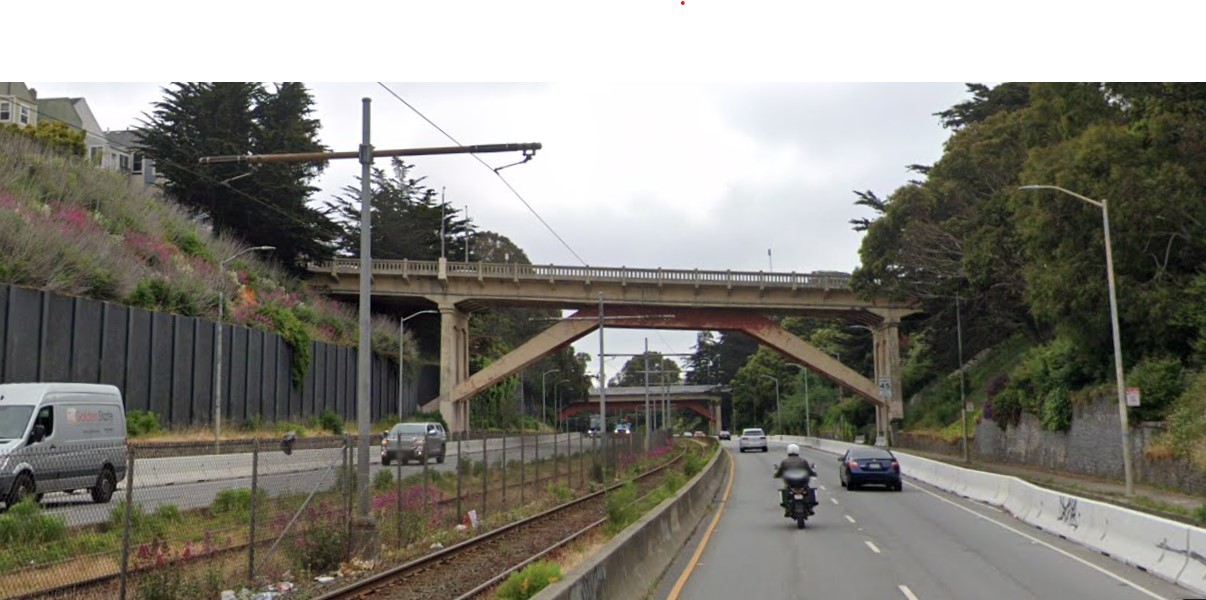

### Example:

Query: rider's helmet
xmin=787 ymin=443 xmax=800 ymax=456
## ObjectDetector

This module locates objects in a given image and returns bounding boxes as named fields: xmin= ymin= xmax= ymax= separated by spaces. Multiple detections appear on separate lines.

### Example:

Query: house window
xmin=132 ymin=154 xmax=143 ymax=174
xmin=0 ymin=102 xmax=9 ymax=122
xmin=89 ymin=146 xmax=104 ymax=166
xmin=18 ymin=105 xmax=29 ymax=125
xmin=119 ymin=154 xmax=130 ymax=172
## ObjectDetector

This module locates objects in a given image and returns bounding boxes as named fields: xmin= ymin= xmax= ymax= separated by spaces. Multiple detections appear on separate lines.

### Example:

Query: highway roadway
xmin=36 ymin=433 xmax=586 ymax=528
xmin=656 ymin=441 xmax=1193 ymax=600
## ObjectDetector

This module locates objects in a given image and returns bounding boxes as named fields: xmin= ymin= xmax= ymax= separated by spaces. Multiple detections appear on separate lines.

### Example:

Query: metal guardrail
xmin=308 ymin=259 xmax=853 ymax=290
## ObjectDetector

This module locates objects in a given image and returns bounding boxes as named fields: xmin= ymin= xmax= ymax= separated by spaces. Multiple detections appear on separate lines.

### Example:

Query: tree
xmin=326 ymin=158 xmax=473 ymax=261
xmin=685 ymin=331 xmax=722 ymax=384
xmin=137 ymin=82 xmax=339 ymax=272
xmin=611 ymin=352 xmax=681 ymax=387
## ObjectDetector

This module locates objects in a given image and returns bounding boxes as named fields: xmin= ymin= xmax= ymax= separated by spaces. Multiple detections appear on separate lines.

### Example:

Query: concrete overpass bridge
xmin=307 ymin=258 xmax=919 ymax=440
xmin=559 ymin=385 xmax=726 ymax=432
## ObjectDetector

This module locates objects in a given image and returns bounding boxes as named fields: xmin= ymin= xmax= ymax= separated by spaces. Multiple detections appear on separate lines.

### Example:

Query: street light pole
xmin=399 ymin=310 xmax=438 ymax=419
xmin=215 ymin=245 xmax=275 ymax=454
xmin=759 ymin=375 xmax=780 ymax=437
xmin=1020 ymin=184 xmax=1134 ymax=496
xmin=542 ymin=369 xmax=559 ymax=429
xmin=787 ymin=364 xmax=810 ymax=438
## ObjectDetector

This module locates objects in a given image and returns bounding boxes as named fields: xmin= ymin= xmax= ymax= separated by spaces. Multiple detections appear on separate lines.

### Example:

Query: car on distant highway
xmin=738 ymin=428 xmax=768 ymax=453
xmin=614 ymin=423 xmax=632 ymax=435
xmin=718 ymin=430 xmax=731 ymax=440
xmin=693 ymin=431 xmax=706 ymax=438
xmin=382 ymin=422 xmax=446 ymax=465
xmin=839 ymin=446 xmax=902 ymax=491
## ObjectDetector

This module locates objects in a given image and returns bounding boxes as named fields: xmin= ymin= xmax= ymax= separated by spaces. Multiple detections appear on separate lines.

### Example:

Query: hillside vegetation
xmin=0 ymin=129 xmax=407 ymax=391
xmin=848 ymin=83 xmax=1206 ymax=462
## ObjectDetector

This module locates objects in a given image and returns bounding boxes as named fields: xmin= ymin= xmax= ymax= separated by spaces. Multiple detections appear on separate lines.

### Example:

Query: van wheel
xmin=382 ymin=455 xmax=392 ymax=467
xmin=8 ymin=473 xmax=36 ymax=507
xmin=91 ymin=467 xmax=116 ymax=503
xmin=436 ymin=448 xmax=446 ymax=464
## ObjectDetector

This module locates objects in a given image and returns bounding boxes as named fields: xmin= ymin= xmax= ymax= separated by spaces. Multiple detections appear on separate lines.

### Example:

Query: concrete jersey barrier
xmin=779 ymin=435 xmax=1206 ymax=597
xmin=534 ymin=444 xmax=727 ymax=600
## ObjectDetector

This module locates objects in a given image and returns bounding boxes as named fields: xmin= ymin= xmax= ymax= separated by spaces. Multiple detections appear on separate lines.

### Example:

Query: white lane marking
xmin=865 ymin=540 xmax=882 ymax=554
xmin=818 ymin=484 xmax=827 ymax=491
xmin=899 ymin=584 xmax=919 ymax=600
xmin=831 ymin=497 xmax=839 ymax=505
xmin=845 ymin=515 xmax=857 ymax=524
xmin=905 ymin=481 xmax=1170 ymax=600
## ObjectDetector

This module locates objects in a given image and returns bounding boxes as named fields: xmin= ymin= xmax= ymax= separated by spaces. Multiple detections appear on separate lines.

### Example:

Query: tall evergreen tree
xmin=137 ymin=82 xmax=338 ymax=272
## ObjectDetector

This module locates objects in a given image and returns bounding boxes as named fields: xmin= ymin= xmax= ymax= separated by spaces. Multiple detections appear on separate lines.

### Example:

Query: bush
xmin=496 ymin=561 xmax=563 ymax=600
xmin=683 ymin=453 xmax=705 ymax=478
xmin=256 ymin=303 xmax=311 ymax=389
xmin=605 ymin=480 xmax=637 ymax=534
xmin=0 ymin=497 xmax=67 ymax=545
xmin=373 ymin=468 xmax=395 ymax=492
xmin=107 ymin=501 xmax=180 ymax=539
xmin=126 ymin=410 xmax=160 ymax=437
xmin=1158 ymin=371 xmax=1206 ymax=467
xmin=285 ymin=503 xmax=346 ymax=574
xmin=546 ymin=484 xmax=573 ymax=504
xmin=317 ymin=410 xmax=344 ymax=435
xmin=210 ymin=488 xmax=267 ymax=518
xmin=1127 ymin=356 xmax=1186 ymax=422
xmin=128 ymin=277 xmax=200 ymax=316
xmin=1039 ymin=387 xmax=1072 ymax=432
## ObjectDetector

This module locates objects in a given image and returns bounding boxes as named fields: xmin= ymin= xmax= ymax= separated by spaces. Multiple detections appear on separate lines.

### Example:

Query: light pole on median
xmin=787 ymin=364 xmax=810 ymax=438
xmin=759 ymin=374 xmax=781 ymax=438
xmin=542 ymin=369 xmax=559 ymax=431
xmin=847 ymin=324 xmax=884 ymax=445
xmin=1020 ymin=184 xmax=1134 ymax=497
xmin=215 ymin=245 xmax=275 ymax=454
xmin=398 ymin=310 xmax=438 ymax=420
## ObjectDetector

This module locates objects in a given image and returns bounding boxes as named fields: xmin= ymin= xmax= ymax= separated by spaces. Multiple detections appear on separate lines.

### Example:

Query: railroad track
xmin=313 ymin=450 xmax=686 ymax=600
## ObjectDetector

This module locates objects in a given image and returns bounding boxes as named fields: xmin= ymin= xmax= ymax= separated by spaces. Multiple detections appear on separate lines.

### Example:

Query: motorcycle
xmin=776 ymin=464 xmax=817 ymax=529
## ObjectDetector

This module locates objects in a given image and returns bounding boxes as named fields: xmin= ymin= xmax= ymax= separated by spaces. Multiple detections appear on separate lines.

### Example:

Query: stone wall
xmin=896 ymin=396 xmax=1206 ymax=494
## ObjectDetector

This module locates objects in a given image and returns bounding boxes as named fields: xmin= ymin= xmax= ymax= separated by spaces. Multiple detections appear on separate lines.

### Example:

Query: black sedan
xmin=839 ymin=446 xmax=902 ymax=491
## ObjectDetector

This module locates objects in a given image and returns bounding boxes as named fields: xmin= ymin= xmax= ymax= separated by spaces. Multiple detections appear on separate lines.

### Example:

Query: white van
xmin=0 ymin=383 xmax=127 ymax=509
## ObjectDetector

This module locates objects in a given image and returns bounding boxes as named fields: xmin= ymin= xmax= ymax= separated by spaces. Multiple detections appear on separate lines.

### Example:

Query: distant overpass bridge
xmin=307 ymin=258 xmax=919 ymax=440
xmin=559 ymin=385 xmax=726 ymax=432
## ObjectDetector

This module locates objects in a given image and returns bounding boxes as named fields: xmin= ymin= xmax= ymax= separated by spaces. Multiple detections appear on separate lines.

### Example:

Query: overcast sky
xmin=24 ymin=82 xmax=971 ymax=377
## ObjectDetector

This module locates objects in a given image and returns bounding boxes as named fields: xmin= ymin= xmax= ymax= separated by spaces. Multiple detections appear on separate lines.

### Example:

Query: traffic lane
xmin=802 ymin=445 xmax=1186 ymax=600
xmin=673 ymin=443 xmax=906 ymax=600
xmin=39 ymin=436 xmax=584 ymax=527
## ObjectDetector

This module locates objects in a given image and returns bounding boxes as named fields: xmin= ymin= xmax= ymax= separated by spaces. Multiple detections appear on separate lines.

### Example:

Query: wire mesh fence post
xmin=520 ymin=430 xmax=526 ymax=504
xmin=579 ymin=432 xmax=584 ymax=487
xmin=553 ymin=431 xmax=559 ymax=488
xmin=534 ymin=429 xmax=540 ymax=488
xmin=396 ymin=436 xmax=403 ymax=547
xmin=248 ymin=437 xmax=259 ymax=584
xmin=456 ymin=437 xmax=463 ymax=525
xmin=501 ymin=432 xmax=507 ymax=509
xmin=118 ymin=446 xmax=135 ymax=600
xmin=422 ymin=431 xmax=431 ymax=517
xmin=481 ymin=432 xmax=488 ymax=519
xmin=343 ymin=436 xmax=352 ymax=554
xmin=566 ymin=432 xmax=571 ymax=490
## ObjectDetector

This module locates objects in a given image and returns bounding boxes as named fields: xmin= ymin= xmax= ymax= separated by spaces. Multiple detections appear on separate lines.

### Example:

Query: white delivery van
xmin=0 ymin=383 xmax=127 ymax=509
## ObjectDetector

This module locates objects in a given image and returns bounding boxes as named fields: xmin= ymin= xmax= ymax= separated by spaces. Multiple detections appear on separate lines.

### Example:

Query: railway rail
xmin=313 ymin=449 xmax=687 ymax=600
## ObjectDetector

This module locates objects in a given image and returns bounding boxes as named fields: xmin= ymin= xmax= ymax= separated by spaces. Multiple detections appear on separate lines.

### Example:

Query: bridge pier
xmin=872 ymin=320 xmax=903 ymax=445
xmin=437 ymin=300 xmax=470 ymax=434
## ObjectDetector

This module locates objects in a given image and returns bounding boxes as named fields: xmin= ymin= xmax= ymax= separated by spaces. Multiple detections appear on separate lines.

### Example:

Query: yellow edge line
xmin=667 ymin=447 xmax=736 ymax=600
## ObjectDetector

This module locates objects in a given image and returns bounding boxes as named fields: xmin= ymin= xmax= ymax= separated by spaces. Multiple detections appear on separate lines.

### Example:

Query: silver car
xmin=382 ymin=422 xmax=446 ymax=465
xmin=738 ymin=428 xmax=768 ymax=453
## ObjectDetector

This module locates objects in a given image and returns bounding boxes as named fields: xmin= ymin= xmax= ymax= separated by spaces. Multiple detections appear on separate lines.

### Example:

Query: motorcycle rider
xmin=774 ymin=443 xmax=817 ymax=516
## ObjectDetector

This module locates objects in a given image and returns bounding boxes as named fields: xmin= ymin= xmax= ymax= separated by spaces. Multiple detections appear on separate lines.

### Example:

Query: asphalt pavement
xmin=655 ymin=441 xmax=1193 ymax=600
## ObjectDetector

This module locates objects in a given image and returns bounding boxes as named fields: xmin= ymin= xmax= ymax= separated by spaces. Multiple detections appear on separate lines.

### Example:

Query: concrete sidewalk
xmin=897 ymin=446 xmax=1206 ymax=524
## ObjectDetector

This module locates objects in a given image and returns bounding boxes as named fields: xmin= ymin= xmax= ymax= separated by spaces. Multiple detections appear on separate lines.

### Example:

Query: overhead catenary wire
xmin=375 ymin=82 xmax=588 ymax=267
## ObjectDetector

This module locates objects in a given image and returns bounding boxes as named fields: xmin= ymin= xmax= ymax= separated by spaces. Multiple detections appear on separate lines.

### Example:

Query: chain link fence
xmin=5 ymin=428 xmax=673 ymax=600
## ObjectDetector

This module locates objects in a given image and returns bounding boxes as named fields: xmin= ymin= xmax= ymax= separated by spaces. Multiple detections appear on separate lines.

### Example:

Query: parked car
xmin=718 ymin=430 xmax=731 ymax=440
xmin=0 ymin=383 xmax=127 ymax=509
xmin=839 ymin=446 xmax=902 ymax=491
xmin=693 ymin=431 xmax=706 ymax=438
xmin=614 ymin=423 xmax=632 ymax=435
xmin=738 ymin=428 xmax=768 ymax=453
xmin=382 ymin=421 xmax=447 ymax=465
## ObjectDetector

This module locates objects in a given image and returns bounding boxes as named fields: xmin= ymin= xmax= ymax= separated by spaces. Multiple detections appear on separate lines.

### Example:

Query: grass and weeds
xmin=495 ymin=561 xmax=562 ymax=600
